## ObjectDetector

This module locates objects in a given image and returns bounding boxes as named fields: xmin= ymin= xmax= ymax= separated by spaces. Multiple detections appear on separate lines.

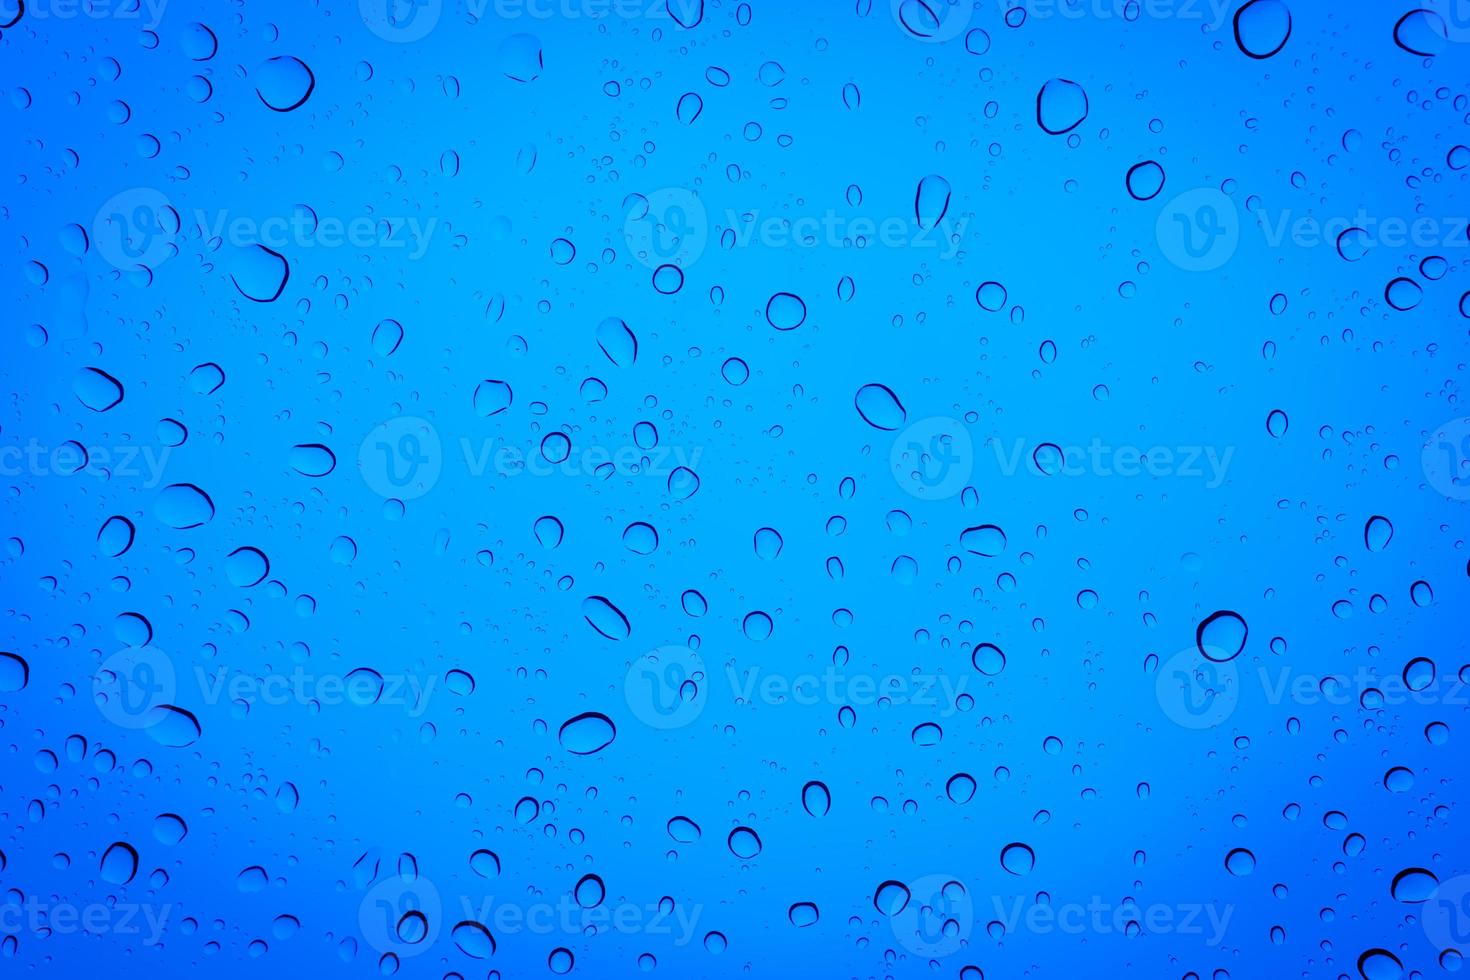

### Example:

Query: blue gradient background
xmin=2 ymin=0 xmax=1469 ymax=977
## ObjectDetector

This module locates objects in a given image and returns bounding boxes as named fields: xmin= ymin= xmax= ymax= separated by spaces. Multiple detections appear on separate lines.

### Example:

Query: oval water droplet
xmin=558 ymin=712 xmax=616 ymax=755
xmin=854 ymin=383 xmax=906 ymax=430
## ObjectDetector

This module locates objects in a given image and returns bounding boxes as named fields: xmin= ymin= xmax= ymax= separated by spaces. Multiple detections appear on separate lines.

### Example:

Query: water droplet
xmin=854 ymin=383 xmax=907 ymax=430
xmin=1197 ymin=610 xmax=1248 ymax=662
xmin=558 ymin=712 xmax=616 ymax=755
xmin=254 ymin=56 xmax=315 ymax=111
xmin=1000 ymin=842 xmax=1035 ymax=876
xmin=1036 ymin=79 xmax=1088 ymax=135
xmin=1234 ymin=0 xmax=1292 ymax=58
xmin=727 ymin=826 xmax=762 ymax=859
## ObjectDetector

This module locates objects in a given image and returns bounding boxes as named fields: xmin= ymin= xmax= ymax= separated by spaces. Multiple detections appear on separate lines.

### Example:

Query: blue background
xmin=2 ymin=0 xmax=1469 ymax=977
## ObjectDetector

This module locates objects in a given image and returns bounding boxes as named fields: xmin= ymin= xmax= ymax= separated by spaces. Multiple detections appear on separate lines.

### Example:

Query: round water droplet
xmin=1234 ymin=0 xmax=1291 ymax=58
xmin=1197 ymin=610 xmax=1248 ymax=662
xmin=231 ymin=244 xmax=290 ymax=302
xmin=874 ymin=880 xmax=911 ymax=915
xmin=74 ymin=367 xmax=124 ymax=411
xmin=254 ymin=56 xmax=315 ymax=111
xmin=473 ymin=380 xmax=513 ymax=417
xmin=854 ymin=383 xmax=906 ymax=430
xmin=1000 ymin=842 xmax=1035 ymax=876
xmin=668 ymin=816 xmax=702 ymax=843
xmin=558 ymin=712 xmax=616 ymax=755
xmin=100 ymin=841 xmax=139 ymax=884
xmin=1125 ymin=161 xmax=1166 ymax=201
xmin=727 ymin=826 xmax=762 ymax=859
xmin=801 ymin=780 xmax=831 ymax=817
xmin=1036 ymin=79 xmax=1088 ymax=135
xmin=0 ymin=652 xmax=29 ymax=692
xmin=154 ymin=484 xmax=215 ymax=529
xmin=1225 ymin=848 xmax=1256 ymax=876
xmin=289 ymin=444 xmax=336 ymax=477
xmin=915 ymin=174 xmax=952 ymax=230
xmin=1364 ymin=515 xmax=1393 ymax=552
xmin=766 ymin=292 xmax=807 ymax=330
xmin=1391 ymin=867 xmax=1439 ymax=903
xmin=960 ymin=524 xmax=1007 ymax=557
xmin=582 ymin=596 xmax=631 ymax=641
